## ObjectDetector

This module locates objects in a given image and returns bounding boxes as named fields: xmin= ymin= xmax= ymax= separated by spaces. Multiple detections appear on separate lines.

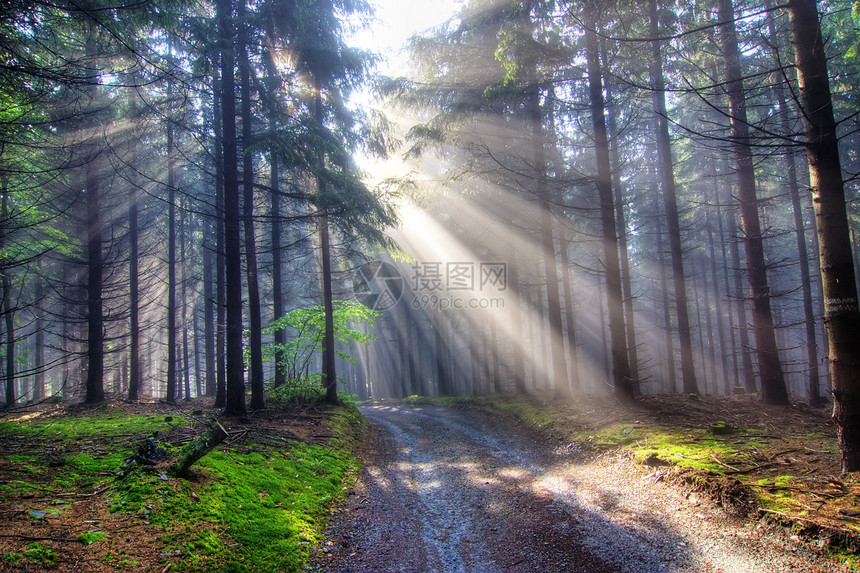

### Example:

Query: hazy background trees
xmin=0 ymin=0 xmax=858 ymax=462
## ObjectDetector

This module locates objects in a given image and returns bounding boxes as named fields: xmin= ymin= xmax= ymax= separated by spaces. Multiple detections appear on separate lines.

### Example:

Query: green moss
xmin=22 ymin=543 xmax=55 ymax=565
xmin=78 ymin=530 xmax=106 ymax=545
xmin=829 ymin=546 xmax=860 ymax=570
xmin=480 ymin=397 xmax=555 ymax=429
xmin=2 ymin=552 xmax=22 ymax=564
xmin=103 ymin=405 xmax=362 ymax=572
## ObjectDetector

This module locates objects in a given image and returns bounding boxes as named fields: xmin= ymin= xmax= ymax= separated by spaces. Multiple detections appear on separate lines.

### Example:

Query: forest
xmin=1 ymin=0 xmax=860 ymax=464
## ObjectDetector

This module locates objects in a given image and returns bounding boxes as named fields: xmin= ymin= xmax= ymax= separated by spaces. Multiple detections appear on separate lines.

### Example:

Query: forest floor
xmin=0 ymin=398 xmax=365 ymax=572
xmin=311 ymin=394 xmax=860 ymax=572
xmin=0 ymin=394 xmax=857 ymax=572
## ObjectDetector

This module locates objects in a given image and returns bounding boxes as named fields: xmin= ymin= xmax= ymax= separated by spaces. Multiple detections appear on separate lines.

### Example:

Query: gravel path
xmin=311 ymin=402 xmax=845 ymax=572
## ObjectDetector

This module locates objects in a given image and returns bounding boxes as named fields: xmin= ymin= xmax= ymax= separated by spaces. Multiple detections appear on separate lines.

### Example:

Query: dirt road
xmin=311 ymin=402 xmax=843 ymax=572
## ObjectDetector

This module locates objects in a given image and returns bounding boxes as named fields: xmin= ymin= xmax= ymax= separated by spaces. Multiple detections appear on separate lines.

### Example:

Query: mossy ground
xmin=0 ymin=398 xmax=365 ymax=572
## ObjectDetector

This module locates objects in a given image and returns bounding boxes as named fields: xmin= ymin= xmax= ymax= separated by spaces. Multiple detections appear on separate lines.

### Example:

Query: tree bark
xmin=602 ymin=36 xmax=639 ymax=388
xmin=238 ymin=0 xmax=265 ymax=411
xmin=127 ymin=90 xmax=141 ymax=402
xmin=166 ymin=67 xmax=177 ymax=404
xmin=203 ymin=221 xmax=216 ymax=397
xmin=218 ymin=0 xmax=246 ymax=416
xmin=528 ymin=79 xmax=568 ymax=398
xmin=311 ymin=80 xmax=339 ymax=406
xmin=766 ymin=0 xmax=822 ymax=406
xmin=213 ymin=68 xmax=227 ymax=408
xmin=84 ymin=21 xmax=104 ymax=405
xmin=649 ymin=0 xmax=699 ymax=396
xmin=584 ymin=8 xmax=633 ymax=402
xmin=2 ymin=188 xmax=14 ymax=407
xmin=787 ymin=0 xmax=860 ymax=471
xmin=718 ymin=0 xmax=788 ymax=405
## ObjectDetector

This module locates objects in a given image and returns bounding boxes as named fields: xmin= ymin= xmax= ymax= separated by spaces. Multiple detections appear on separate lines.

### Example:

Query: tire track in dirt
xmin=311 ymin=402 xmax=846 ymax=573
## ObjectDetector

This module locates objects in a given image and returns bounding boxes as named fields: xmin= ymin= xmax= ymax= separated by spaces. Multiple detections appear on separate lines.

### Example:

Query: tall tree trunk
xmin=270 ymin=143 xmax=285 ymax=389
xmin=239 ymin=0 xmax=265 ymax=411
xmin=166 ymin=68 xmax=177 ymax=404
xmin=559 ymin=232 xmax=580 ymax=393
xmin=649 ymin=0 xmax=699 ymax=395
xmin=704 ymin=184 xmax=730 ymax=395
xmin=719 ymin=0 xmax=788 ymax=405
xmin=181 ymin=202 xmax=191 ymax=400
xmin=263 ymin=8 xmax=286 ymax=389
xmin=218 ymin=0 xmax=246 ymax=417
xmin=127 ymin=91 xmax=141 ymax=402
xmin=650 ymin=163 xmax=676 ymax=393
xmin=529 ymin=79 xmax=569 ymax=398
xmin=508 ymin=245 xmax=528 ymax=394
xmin=213 ymin=70 xmax=227 ymax=408
xmin=728 ymin=207 xmax=757 ymax=394
xmin=716 ymin=176 xmax=740 ymax=392
xmin=766 ymin=0 xmax=822 ymax=406
xmin=84 ymin=22 xmax=104 ymax=404
xmin=602 ymin=37 xmax=639 ymax=387
xmin=33 ymin=263 xmax=44 ymax=401
xmin=203 ymin=220 xmax=216 ymax=397
xmin=313 ymin=83 xmax=338 ymax=406
xmin=584 ymin=10 xmax=633 ymax=402
xmin=787 ymin=0 xmax=860 ymax=471
xmin=2 ymin=187 xmax=14 ymax=407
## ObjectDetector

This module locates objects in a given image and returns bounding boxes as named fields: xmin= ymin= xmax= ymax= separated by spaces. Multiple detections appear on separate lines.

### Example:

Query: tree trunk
xmin=603 ymin=36 xmax=639 ymax=387
xmin=203 ymin=221 xmax=216 ymax=397
xmin=650 ymin=163 xmax=676 ymax=393
xmin=718 ymin=0 xmax=788 ymax=405
xmin=787 ymin=0 xmax=860 ymax=471
xmin=529 ymin=79 xmax=569 ymax=398
xmin=213 ymin=69 xmax=227 ymax=408
xmin=238 ymin=0 xmax=265 ymax=411
xmin=704 ymin=184 xmax=730 ymax=395
xmin=649 ymin=0 xmax=699 ymax=396
xmin=311 ymin=80 xmax=339 ymax=406
xmin=715 ymin=174 xmax=740 ymax=393
xmin=84 ymin=22 xmax=104 ymax=405
xmin=584 ymin=11 xmax=633 ymax=402
xmin=508 ymin=245 xmax=528 ymax=394
xmin=2 ymin=188 xmax=14 ymax=407
xmin=127 ymin=90 xmax=141 ymax=402
xmin=166 ymin=68 xmax=177 ymax=404
xmin=766 ymin=0 xmax=822 ymax=406
xmin=270 ymin=144 xmax=286 ymax=388
xmin=263 ymin=11 xmax=287 ymax=390
xmin=181 ymin=202 xmax=192 ymax=400
xmin=218 ymin=0 xmax=247 ymax=417
xmin=559 ymin=232 xmax=580 ymax=393
xmin=33 ymin=263 xmax=45 ymax=401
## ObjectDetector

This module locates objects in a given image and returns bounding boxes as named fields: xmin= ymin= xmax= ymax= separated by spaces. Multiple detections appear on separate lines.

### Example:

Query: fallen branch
xmin=170 ymin=422 xmax=229 ymax=476
xmin=0 ymin=533 xmax=78 ymax=542
xmin=724 ymin=461 xmax=779 ymax=475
